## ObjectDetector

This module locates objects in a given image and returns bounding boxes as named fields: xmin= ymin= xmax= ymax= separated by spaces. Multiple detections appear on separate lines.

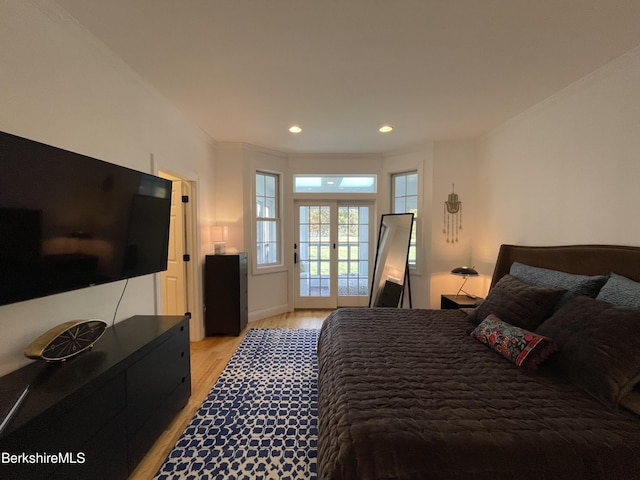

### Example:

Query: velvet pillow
xmin=467 ymin=275 xmax=566 ymax=330
xmin=596 ymin=273 xmax=640 ymax=308
xmin=620 ymin=387 xmax=640 ymax=417
xmin=470 ymin=314 xmax=558 ymax=371
xmin=510 ymin=261 xmax=608 ymax=308
xmin=536 ymin=295 xmax=640 ymax=405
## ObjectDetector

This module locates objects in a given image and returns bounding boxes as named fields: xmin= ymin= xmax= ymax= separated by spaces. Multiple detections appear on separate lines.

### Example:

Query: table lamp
xmin=451 ymin=266 xmax=479 ymax=298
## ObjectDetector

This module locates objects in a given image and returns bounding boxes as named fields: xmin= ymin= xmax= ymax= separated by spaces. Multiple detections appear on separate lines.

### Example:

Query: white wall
xmin=473 ymin=45 xmax=640 ymax=293
xmin=288 ymin=154 xmax=384 ymax=309
xmin=247 ymin=146 xmax=290 ymax=319
xmin=383 ymin=141 xmax=478 ymax=308
xmin=214 ymin=143 xmax=291 ymax=320
xmin=211 ymin=43 xmax=640 ymax=314
xmin=383 ymin=147 xmax=432 ymax=307
xmin=216 ymin=142 xmax=478 ymax=314
xmin=429 ymin=140 xmax=478 ymax=304
xmin=0 ymin=1 xmax=215 ymax=376
xmin=213 ymin=143 xmax=248 ymax=252
xmin=5 ymin=3 xmax=636 ymax=372
xmin=218 ymin=148 xmax=409 ymax=317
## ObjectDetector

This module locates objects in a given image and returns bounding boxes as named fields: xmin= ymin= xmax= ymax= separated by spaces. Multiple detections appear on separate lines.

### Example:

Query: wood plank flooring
xmin=129 ymin=309 xmax=332 ymax=480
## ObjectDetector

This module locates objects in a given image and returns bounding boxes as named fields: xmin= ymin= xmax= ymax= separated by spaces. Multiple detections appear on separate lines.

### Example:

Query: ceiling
xmin=55 ymin=0 xmax=640 ymax=154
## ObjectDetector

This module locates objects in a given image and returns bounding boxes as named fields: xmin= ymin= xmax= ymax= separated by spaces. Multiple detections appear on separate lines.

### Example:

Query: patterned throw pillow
xmin=471 ymin=314 xmax=558 ymax=371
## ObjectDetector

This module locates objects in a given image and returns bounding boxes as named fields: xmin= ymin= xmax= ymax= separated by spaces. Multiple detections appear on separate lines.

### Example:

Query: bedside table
xmin=441 ymin=294 xmax=482 ymax=309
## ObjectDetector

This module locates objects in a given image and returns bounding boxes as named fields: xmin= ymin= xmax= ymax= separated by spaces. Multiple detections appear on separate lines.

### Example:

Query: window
xmin=293 ymin=174 xmax=377 ymax=193
xmin=255 ymin=172 xmax=280 ymax=266
xmin=392 ymin=172 xmax=418 ymax=267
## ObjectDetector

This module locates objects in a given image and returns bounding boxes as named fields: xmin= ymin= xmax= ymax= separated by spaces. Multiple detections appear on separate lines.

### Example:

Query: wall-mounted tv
xmin=0 ymin=130 xmax=172 ymax=307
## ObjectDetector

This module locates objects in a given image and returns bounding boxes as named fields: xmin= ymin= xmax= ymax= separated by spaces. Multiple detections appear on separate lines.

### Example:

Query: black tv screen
xmin=0 ymin=130 xmax=172 ymax=307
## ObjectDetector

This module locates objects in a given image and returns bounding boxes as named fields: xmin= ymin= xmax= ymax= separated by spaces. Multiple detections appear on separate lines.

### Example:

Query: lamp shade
xmin=210 ymin=225 xmax=228 ymax=242
xmin=451 ymin=266 xmax=479 ymax=277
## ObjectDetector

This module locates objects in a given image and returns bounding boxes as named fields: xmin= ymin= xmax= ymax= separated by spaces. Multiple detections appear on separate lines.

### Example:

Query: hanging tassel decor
xmin=443 ymin=184 xmax=462 ymax=243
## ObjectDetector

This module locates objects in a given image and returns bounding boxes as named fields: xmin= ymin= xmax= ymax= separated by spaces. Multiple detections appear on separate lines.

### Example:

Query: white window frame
xmin=391 ymin=171 xmax=418 ymax=268
xmin=293 ymin=174 xmax=377 ymax=194
xmin=255 ymin=171 xmax=282 ymax=269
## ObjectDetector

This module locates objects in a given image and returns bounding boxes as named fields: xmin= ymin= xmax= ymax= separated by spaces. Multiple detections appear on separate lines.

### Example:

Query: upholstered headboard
xmin=490 ymin=244 xmax=640 ymax=289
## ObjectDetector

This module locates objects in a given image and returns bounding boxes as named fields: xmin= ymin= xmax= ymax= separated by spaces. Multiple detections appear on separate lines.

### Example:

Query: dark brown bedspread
xmin=317 ymin=308 xmax=640 ymax=480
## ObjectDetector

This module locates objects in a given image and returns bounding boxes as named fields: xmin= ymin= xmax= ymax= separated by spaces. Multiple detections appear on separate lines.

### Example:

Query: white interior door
xmin=160 ymin=173 xmax=187 ymax=315
xmin=294 ymin=201 xmax=372 ymax=308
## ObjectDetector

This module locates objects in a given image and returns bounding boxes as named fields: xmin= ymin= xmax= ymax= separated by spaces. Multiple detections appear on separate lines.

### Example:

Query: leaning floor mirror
xmin=369 ymin=213 xmax=414 ymax=308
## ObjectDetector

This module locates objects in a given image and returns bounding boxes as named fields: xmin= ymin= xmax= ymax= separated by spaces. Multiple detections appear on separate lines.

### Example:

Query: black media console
xmin=0 ymin=314 xmax=191 ymax=479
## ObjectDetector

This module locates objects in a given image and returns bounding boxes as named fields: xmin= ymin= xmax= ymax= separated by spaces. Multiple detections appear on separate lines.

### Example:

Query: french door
xmin=294 ymin=201 xmax=373 ymax=308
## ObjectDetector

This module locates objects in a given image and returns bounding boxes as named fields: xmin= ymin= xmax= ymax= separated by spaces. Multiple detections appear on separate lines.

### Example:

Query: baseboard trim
xmin=248 ymin=304 xmax=291 ymax=323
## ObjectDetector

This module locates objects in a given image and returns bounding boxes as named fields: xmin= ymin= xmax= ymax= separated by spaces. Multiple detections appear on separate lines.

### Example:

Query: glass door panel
xmin=296 ymin=203 xmax=336 ymax=308
xmin=295 ymin=201 xmax=372 ymax=308
xmin=337 ymin=205 xmax=370 ymax=301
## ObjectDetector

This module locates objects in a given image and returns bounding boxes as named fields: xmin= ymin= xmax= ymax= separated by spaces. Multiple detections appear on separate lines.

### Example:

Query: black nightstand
xmin=441 ymin=294 xmax=482 ymax=309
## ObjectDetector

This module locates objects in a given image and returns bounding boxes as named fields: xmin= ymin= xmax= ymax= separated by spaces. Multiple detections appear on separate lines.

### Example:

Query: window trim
xmin=293 ymin=174 xmax=377 ymax=194
xmin=391 ymin=171 xmax=418 ymax=269
xmin=254 ymin=170 xmax=283 ymax=271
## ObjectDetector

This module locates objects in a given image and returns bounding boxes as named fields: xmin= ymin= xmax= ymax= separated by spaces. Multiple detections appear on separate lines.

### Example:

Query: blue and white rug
xmin=155 ymin=329 xmax=319 ymax=480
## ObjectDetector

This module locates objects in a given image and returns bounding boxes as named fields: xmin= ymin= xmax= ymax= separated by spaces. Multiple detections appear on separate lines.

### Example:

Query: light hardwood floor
xmin=129 ymin=309 xmax=332 ymax=480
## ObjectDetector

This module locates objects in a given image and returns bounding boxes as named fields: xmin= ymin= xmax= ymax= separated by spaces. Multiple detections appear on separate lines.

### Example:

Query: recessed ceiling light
xmin=289 ymin=125 xmax=302 ymax=133
xmin=379 ymin=125 xmax=393 ymax=133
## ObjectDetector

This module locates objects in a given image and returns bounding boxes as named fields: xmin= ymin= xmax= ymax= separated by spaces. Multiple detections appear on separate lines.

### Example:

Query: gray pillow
xmin=510 ymin=261 xmax=608 ymax=307
xmin=596 ymin=273 xmax=640 ymax=308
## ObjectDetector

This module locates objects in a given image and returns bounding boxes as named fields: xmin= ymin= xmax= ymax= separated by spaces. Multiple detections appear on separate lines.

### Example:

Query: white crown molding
xmin=485 ymin=43 xmax=640 ymax=140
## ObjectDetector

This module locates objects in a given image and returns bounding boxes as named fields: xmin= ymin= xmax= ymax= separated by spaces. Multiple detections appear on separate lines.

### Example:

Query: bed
xmin=317 ymin=244 xmax=640 ymax=480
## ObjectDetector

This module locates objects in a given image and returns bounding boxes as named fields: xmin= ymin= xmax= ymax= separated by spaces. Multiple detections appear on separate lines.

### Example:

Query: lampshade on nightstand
xmin=450 ymin=266 xmax=479 ymax=298
xmin=211 ymin=225 xmax=228 ymax=254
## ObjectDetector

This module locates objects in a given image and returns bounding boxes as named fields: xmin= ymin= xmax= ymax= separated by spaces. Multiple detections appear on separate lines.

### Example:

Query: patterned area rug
xmin=155 ymin=329 xmax=319 ymax=480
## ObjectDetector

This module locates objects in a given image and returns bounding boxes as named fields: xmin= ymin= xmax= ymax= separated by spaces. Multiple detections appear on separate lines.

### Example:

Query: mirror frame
xmin=369 ymin=213 xmax=414 ymax=308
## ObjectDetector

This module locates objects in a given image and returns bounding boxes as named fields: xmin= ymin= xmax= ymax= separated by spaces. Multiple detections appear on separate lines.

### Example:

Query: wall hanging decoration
xmin=443 ymin=184 xmax=462 ymax=243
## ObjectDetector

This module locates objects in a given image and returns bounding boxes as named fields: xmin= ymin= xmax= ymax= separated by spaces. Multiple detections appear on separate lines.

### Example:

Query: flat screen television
xmin=0 ymin=130 xmax=172 ymax=307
